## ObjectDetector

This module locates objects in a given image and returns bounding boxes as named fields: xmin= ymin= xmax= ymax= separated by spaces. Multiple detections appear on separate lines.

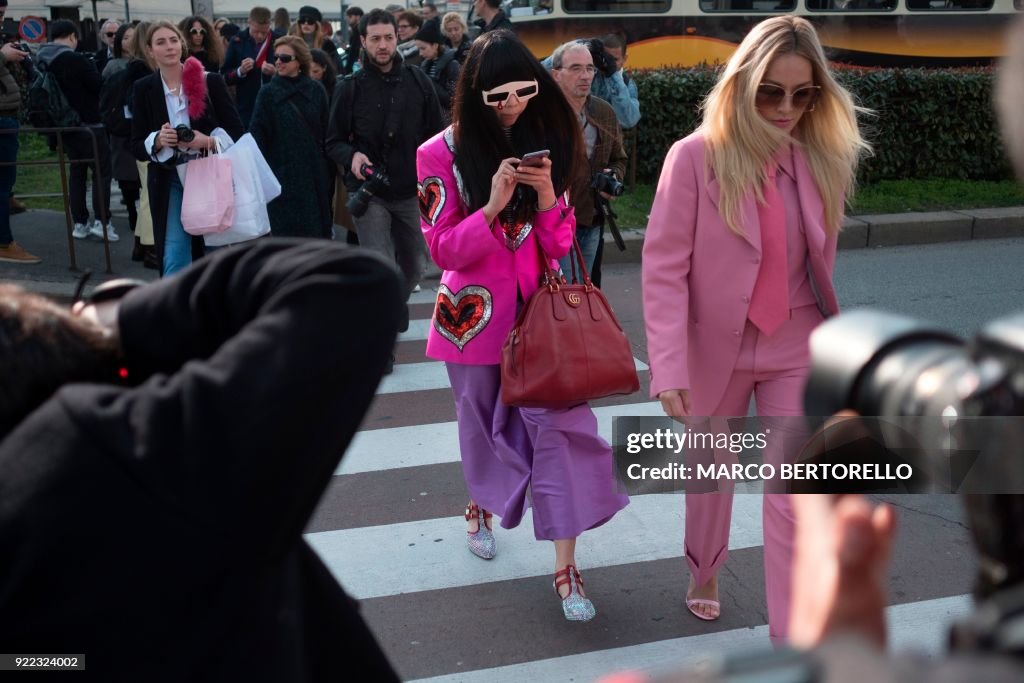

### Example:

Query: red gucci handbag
xmin=500 ymin=238 xmax=640 ymax=408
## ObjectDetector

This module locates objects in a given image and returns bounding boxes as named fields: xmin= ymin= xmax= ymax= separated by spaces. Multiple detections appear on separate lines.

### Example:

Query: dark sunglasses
xmin=755 ymin=83 xmax=821 ymax=111
xmin=272 ymin=53 xmax=296 ymax=64
xmin=298 ymin=17 xmax=318 ymax=25
xmin=105 ymin=32 xmax=117 ymax=38
xmin=189 ymin=27 xmax=206 ymax=36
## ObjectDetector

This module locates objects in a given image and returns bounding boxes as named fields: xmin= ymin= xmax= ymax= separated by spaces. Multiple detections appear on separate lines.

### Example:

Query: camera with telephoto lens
xmin=347 ymin=163 xmax=391 ymax=218
xmin=582 ymin=38 xmax=617 ymax=77
xmin=591 ymin=170 xmax=624 ymax=197
xmin=804 ymin=310 xmax=1024 ymax=419
xmin=174 ymin=125 xmax=195 ymax=144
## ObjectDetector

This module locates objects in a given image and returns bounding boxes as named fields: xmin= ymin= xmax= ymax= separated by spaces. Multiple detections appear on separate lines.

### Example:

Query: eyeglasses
xmin=299 ymin=17 xmax=318 ymax=25
xmin=105 ymin=32 xmax=117 ymax=38
xmin=755 ymin=83 xmax=821 ymax=112
xmin=556 ymin=64 xmax=597 ymax=76
xmin=272 ymin=53 xmax=296 ymax=64
xmin=189 ymin=28 xmax=206 ymax=36
xmin=481 ymin=80 xmax=539 ymax=108
xmin=398 ymin=23 xmax=412 ymax=30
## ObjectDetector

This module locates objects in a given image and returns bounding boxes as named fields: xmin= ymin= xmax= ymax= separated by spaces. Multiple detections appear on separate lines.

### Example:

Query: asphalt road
xmin=314 ymin=238 xmax=1024 ymax=681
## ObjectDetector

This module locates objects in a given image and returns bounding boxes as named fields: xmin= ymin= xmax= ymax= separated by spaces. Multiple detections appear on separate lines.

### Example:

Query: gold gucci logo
xmin=566 ymin=292 xmax=582 ymax=307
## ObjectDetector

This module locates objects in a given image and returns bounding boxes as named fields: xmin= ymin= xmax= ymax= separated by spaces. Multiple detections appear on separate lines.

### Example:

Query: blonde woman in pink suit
xmin=641 ymin=16 xmax=870 ymax=642
xmin=417 ymin=30 xmax=629 ymax=622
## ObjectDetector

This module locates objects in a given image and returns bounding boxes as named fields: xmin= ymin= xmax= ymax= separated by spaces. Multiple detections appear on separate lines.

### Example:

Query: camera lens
xmin=803 ymin=310 xmax=966 ymax=417
xmin=174 ymin=125 xmax=195 ymax=143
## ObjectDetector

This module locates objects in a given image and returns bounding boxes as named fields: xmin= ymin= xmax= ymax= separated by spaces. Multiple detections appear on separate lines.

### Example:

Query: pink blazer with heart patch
xmin=417 ymin=127 xmax=575 ymax=365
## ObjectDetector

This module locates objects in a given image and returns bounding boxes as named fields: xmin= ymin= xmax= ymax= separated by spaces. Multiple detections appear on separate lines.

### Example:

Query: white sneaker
xmin=90 ymin=220 xmax=119 ymax=242
xmin=72 ymin=222 xmax=90 ymax=239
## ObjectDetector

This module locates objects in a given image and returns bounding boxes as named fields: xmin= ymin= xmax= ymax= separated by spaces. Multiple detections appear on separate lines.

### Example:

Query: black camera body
xmin=347 ymin=163 xmax=391 ymax=218
xmin=174 ymin=125 xmax=195 ymax=144
xmin=591 ymin=170 xmax=624 ymax=197
xmin=582 ymin=38 xmax=617 ymax=77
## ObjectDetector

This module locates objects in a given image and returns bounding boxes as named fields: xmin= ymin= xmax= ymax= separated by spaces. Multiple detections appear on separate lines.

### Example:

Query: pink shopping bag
xmin=181 ymin=152 xmax=235 ymax=236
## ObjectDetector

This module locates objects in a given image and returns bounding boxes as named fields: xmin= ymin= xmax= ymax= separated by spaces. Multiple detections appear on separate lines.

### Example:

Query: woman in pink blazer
xmin=417 ymin=31 xmax=629 ymax=622
xmin=641 ymin=16 xmax=870 ymax=642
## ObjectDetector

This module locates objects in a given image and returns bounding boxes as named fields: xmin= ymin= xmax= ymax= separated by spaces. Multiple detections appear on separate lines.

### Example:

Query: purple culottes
xmin=446 ymin=363 xmax=630 ymax=541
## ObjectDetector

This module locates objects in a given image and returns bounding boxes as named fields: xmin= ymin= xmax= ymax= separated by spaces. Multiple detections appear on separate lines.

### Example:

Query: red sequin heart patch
xmin=502 ymin=220 xmax=532 ymax=251
xmin=419 ymin=176 xmax=446 ymax=226
xmin=433 ymin=284 xmax=492 ymax=351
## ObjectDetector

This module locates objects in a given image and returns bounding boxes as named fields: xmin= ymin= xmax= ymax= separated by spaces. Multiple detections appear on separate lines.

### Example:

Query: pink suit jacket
xmin=417 ymin=127 xmax=575 ymax=365
xmin=642 ymin=132 xmax=841 ymax=415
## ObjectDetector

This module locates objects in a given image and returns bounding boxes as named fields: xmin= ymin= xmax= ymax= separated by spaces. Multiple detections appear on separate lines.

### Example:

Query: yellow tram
xmin=501 ymin=0 xmax=1018 ymax=67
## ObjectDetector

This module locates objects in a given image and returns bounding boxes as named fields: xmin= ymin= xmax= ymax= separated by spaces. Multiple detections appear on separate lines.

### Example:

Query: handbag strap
xmin=532 ymin=228 xmax=592 ymax=289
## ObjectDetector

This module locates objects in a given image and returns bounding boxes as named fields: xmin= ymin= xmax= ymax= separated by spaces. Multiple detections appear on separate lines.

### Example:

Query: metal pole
xmin=91 ymin=0 xmax=99 ymax=23
xmin=124 ymin=0 xmax=131 ymax=22
xmin=55 ymin=131 xmax=78 ymax=271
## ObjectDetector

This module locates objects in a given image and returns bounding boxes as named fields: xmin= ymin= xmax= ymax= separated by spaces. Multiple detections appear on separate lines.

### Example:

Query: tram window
xmin=699 ymin=0 xmax=796 ymax=11
xmin=806 ymin=0 xmax=897 ymax=10
xmin=905 ymin=0 xmax=993 ymax=8
xmin=563 ymin=0 xmax=670 ymax=12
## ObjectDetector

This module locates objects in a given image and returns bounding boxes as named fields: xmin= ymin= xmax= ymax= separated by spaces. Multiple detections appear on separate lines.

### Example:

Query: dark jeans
xmin=0 ymin=117 xmax=18 ymax=245
xmin=64 ymin=127 xmax=112 ymax=225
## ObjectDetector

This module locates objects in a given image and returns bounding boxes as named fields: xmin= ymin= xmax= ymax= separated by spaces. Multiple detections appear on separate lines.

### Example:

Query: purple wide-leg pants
xmin=446 ymin=363 xmax=629 ymax=540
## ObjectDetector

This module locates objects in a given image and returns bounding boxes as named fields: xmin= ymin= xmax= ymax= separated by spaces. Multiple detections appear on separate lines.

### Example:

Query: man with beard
xmin=327 ymin=8 xmax=442 ymax=370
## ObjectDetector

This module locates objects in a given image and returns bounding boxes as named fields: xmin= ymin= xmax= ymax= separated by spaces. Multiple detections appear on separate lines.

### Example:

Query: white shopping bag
xmin=204 ymin=133 xmax=281 ymax=247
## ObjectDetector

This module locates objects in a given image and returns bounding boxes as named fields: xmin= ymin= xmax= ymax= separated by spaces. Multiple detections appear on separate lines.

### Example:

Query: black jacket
xmin=326 ymin=54 xmax=443 ymax=199
xmin=475 ymin=10 xmax=514 ymax=35
xmin=0 ymin=240 xmax=402 ymax=682
xmin=221 ymin=28 xmax=282 ymax=128
xmin=37 ymin=43 xmax=102 ymax=124
xmin=130 ymin=71 xmax=245 ymax=274
xmin=421 ymin=48 xmax=460 ymax=124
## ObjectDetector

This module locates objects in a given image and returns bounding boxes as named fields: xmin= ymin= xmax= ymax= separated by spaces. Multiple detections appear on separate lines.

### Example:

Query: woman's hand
xmin=482 ymin=157 xmax=520 ymax=224
xmin=514 ymin=156 xmax=556 ymax=209
xmin=154 ymin=123 xmax=178 ymax=152
xmin=658 ymin=389 xmax=692 ymax=417
xmin=185 ymin=131 xmax=215 ymax=151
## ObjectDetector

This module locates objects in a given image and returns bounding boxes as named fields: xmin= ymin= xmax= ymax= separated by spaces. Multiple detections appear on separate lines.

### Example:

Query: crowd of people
xmin=0 ymin=3 xmax=642 ymax=276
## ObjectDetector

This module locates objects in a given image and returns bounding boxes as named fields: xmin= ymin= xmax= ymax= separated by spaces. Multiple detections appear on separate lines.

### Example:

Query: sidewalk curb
xmin=4 ymin=207 xmax=1024 ymax=292
xmin=601 ymin=206 xmax=1024 ymax=265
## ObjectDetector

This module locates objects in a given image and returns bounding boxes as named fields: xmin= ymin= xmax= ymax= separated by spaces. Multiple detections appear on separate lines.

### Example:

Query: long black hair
xmin=452 ymin=30 xmax=584 ymax=226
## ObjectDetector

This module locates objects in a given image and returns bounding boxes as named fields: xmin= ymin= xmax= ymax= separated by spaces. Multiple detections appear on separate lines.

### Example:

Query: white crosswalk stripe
xmin=409 ymin=595 xmax=972 ymax=683
xmin=306 ymin=310 xmax=972 ymax=680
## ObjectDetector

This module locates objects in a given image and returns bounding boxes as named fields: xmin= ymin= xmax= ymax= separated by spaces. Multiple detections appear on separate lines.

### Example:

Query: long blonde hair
xmin=699 ymin=16 xmax=870 ymax=236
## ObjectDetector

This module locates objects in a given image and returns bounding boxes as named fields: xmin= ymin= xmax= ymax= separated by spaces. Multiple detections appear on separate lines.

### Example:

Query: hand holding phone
xmin=517 ymin=149 xmax=550 ymax=168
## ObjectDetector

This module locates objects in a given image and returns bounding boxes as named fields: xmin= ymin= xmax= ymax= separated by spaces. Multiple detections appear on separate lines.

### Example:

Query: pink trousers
xmin=685 ymin=304 xmax=823 ymax=643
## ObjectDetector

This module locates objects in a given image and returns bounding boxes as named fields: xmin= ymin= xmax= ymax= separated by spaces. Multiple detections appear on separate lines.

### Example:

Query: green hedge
xmin=631 ymin=66 xmax=1010 ymax=185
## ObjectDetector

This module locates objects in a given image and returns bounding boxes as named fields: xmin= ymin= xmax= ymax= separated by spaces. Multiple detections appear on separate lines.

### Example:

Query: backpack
xmin=27 ymin=59 xmax=80 ymax=129
xmin=98 ymin=69 xmax=130 ymax=137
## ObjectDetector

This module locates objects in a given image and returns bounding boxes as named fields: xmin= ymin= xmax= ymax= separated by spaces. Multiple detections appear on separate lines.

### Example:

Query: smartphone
xmin=518 ymin=149 xmax=550 ymax=168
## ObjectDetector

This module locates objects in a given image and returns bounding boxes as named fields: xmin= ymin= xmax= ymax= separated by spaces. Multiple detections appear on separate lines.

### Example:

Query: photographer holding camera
xmin=586 ymin=38 xmax=640 ymax=131
xmin=131 ymin=22 xmax=244 ymax=277
xmin=327 ymin=8 xmax=443 ymax=328
xmin=550 ymin=40 xmax=627 ymax=277
xmin=0 ymin=239 xmax=404 ymax=681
